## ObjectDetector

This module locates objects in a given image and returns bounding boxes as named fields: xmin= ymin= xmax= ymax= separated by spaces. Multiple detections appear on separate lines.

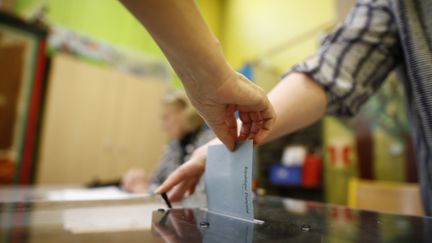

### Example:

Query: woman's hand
xmin=121 ymin=169 xmax=149 ymax=193
xmin=186 ymin=72 xmax=276 ymax=151
xmin=155 ymin=145 xmax=208 ymax=201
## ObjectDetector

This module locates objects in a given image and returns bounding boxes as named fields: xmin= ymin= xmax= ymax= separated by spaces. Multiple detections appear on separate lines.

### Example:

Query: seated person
xmin=121 ymin=91 xmax=214 ymax=194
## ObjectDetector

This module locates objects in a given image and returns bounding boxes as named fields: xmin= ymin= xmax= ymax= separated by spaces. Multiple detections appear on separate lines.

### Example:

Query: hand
xmin=186 ymin=72 xmax=276 ymax=151
xmin=120 ymin=0 xmax=275 ymax=151
xmin=121 ymin=169 xmax=149 ymax=193
xmin=155 ymin=145 xmax=208 ymax=201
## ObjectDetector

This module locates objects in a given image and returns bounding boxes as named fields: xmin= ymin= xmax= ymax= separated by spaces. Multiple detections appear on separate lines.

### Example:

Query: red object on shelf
xmin=302 ymin=154 xmax=321 ymax=188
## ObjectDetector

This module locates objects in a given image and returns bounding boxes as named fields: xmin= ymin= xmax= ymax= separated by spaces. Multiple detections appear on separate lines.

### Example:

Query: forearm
xmin=263 ymin=72 xmax=327 ymax=142
xmin=120 ymin=0 xmax=234 ymax=91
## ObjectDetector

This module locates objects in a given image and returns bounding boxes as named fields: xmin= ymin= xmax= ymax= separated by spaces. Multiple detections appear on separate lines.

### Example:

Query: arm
xmin=120 ymin=0 xmax=231 ymax=88
xmin=263 ymin=72 xmax=327 ymax=142
xmin=120 ymin=0 xmax=276 ymax=150
xmin=265 ymin=0 xmax=401 ymax=141
xmin=156 ymin=0 xmax=402 ymax=200
xmin=155 ymin=73 xmax=327 ymax=200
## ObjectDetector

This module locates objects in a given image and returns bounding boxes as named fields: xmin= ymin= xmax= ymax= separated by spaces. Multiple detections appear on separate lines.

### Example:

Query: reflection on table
xmin=152 ymin=197 xmax=432 ymax=243
xmin=0 ymin=187 xmax=431 ymax=243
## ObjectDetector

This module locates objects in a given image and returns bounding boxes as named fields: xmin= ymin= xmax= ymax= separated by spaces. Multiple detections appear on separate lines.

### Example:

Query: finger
xmin=156 ymin=158 xmax=205 ymax=196
xmin=225 ymin=104 xmax=238 ymax=138
xmin=257 ymin=100 xmax=275 ymax=126
xmin=254 ymin=127 xmax=271 ymax=146
xmin=188 ymin=178 xmax=199 ymax=196
xmin=170 ymin=180 xmax=191 ymax=202
xmin=238 ymin=111 xmax=251 ymax=140
xmin=171 ymin=175 xmax=200 ymax=202
xmin=254 ymin=108 xmax=276 ymax=145
xmin=249 ymin=112 xmax=263 ymax=139
xmin=155 ymin=167 xmax=188 ymax=194
xmin=217 ymin=104 xmax=237 ymax=151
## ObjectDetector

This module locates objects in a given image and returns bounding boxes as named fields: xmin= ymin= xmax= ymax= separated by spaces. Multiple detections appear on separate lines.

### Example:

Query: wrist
xmin=192 ymin=145 xmax=207 ymax=162
xmin=182 ymin=63 xmax=235 ymax=91
xmin=169 ymin=40 xmax=235 ymax=92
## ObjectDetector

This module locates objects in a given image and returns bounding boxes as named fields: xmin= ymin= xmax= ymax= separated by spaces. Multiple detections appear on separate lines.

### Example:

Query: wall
xmin=37 ymin=54 xmax=168 ymax=184
xmin=14 ymin=0 xmax=336 ymax=86
xmin=221 ymin=0 xmax=335 ymax=73
xmin=13 ymin=0 xmax=222 ymax=61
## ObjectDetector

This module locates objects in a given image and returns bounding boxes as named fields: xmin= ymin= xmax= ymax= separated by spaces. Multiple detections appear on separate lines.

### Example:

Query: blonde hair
xmin=162 ymin=90 xmax=204 ymax=132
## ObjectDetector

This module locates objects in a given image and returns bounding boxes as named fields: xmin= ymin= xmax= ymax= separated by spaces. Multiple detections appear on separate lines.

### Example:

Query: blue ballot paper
xmin=205 ymin=140 xmax=254 ymax=222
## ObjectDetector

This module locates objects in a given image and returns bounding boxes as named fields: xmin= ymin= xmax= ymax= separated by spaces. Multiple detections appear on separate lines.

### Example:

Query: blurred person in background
xmin=121 ymin=91 xmax=214 ymax=193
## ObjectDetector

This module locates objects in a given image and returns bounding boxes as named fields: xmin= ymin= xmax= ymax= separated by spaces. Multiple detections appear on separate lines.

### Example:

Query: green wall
xmin=222 ymin=0 xmax=335 ymax=71
xmin=14 ymin=0 xmax=335 ymax=85
xmin=14 ymin=0 xmax=222 ymax=61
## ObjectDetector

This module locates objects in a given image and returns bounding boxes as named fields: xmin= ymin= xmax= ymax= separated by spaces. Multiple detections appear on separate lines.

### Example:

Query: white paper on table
xmin=63 ymin=203 xmax=163 ymax=233
xmin=45 ymin=186 xmax=149 ymax=201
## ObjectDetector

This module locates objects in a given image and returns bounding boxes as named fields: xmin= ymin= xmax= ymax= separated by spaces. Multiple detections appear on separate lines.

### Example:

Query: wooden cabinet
xmin=37 ymin=54 xmax=168 ymax=184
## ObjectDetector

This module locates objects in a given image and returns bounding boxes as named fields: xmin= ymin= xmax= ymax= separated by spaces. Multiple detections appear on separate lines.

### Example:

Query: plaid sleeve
xmin=291 ymin=0 xmax=401 ymax=116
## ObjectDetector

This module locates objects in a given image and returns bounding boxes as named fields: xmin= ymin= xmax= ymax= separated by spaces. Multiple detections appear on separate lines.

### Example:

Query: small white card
xmin=205 ymin=140 xmax=254 ymax=222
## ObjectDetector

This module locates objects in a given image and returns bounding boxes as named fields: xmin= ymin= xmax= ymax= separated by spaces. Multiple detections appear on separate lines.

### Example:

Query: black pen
xmin=161 ymin=192 xmax=172 ymax=209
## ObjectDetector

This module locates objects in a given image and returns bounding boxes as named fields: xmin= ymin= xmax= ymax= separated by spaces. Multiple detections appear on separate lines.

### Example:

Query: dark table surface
xmin=0 ymin=191 xmax=431 ymax=243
